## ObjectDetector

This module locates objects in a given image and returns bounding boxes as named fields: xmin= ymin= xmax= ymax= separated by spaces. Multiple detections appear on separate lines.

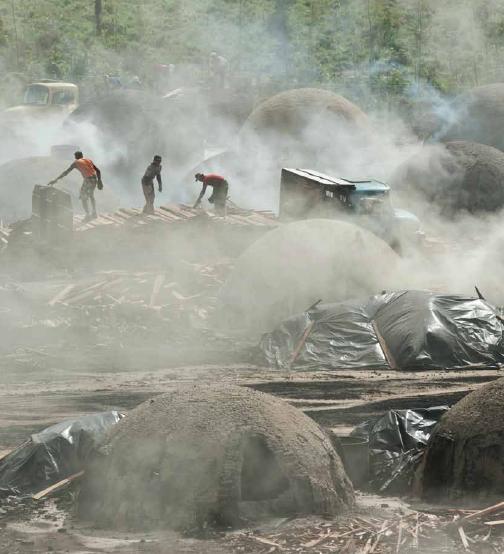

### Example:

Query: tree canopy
xmin=1 ymin=0 xmax=504 ymax=103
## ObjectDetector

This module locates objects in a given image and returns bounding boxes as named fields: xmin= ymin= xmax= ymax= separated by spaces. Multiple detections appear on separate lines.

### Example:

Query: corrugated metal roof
xmin=283 ymin=168 xmax=352 ymax=186
xmin=350 ymin=180 xmax=390 ymax=192
xmin=283 ymin=169 xmax=391 ymax=193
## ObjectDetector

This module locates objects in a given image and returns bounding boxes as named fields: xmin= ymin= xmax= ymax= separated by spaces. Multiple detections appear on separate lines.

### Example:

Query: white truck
xmin=3 ymin=80 xmax=79 ymax=119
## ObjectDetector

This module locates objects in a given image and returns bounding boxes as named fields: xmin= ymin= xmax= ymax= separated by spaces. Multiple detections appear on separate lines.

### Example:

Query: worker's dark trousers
xmin=210 ymin=182 xmax=228 ymax=217
xmin=142 ymin=180 xmax=155 ymax=214
xmin=80 ymin=177 xmax=97 ymax=217
xmin=214 ymin=199 xmax=227 ymax=216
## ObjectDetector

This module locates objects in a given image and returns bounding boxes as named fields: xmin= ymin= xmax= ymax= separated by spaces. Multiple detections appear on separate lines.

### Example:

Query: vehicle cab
xmin=4 ymin=81 xmax=79 ymax=118
xmin=279 ymin=168 xmax=421 ymax=250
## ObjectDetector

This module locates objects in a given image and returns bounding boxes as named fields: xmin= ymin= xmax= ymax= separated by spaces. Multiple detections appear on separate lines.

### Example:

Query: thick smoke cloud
xmin=1 ymin=0 xmax=504 ymax=368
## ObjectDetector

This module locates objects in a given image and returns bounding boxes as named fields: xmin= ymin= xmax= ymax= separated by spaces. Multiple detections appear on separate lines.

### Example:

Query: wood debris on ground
xmin=0 ymin=259 xmax=240 ymax=372
xmin=226 ymin=503 xmax=504 ymax=553
xmin=47 ymin=261 xmax=232 ymax=311
xmin=37 ymin=261 xmax=234 ymax=343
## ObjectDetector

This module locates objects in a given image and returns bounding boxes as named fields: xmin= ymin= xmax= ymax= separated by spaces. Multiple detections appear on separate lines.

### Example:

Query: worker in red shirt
xmin=193 ymin=173 xmax=228 ymax=216
xmin=49 ymin=151 xmax=103 ymax=222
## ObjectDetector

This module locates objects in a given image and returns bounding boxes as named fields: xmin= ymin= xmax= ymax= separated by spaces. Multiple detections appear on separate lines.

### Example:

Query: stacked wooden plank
xmin=74 ymin=204 xmax=277 ymax=232
xmin=0 ymin=224 xmax=11 ymax=251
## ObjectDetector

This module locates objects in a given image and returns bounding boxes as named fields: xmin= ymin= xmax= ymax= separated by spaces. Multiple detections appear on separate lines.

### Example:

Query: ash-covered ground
xmin=3 ymin=18 xmax=504 ymax=551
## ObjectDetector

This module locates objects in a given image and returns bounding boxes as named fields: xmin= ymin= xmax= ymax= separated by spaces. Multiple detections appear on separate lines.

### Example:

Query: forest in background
xmin=1 ymin=0 xmax=504 ymax=109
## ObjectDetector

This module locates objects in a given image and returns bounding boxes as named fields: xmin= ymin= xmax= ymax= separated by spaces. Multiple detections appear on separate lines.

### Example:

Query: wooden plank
xmin=110 ymin=210 xmax=132 ymax=222
xmin=165 ymin=203 xmax=200 ymax=218
xmin=457 ymin=526 xmax=469 ymax=550
xmin=395 ymin=521 xmax=403 ymax=553
xmin=49 ymin=284 xmax=75 ymax=306
xmin=99 ymin=214 xmax=124 ymax=225
xmin=32 ymin=470 xmax=85 ymax=500
xmin=118 ymin=208 xmax=139 ymax=217
xmin=157 ymin=210 xmax=181 ymax=223
xmin=64 ymin=280 xmax=109 ymax=304
xmin=248 ymin=536 xmax=283 ymax=549
xmin=0 ymin=449 xmax=12 ymax=461
xmin=484 ymin=520 xmax=504 ymax=526
xmin=65 ymin=278 xmax=122 ymax=305
xmin=372 ymin=321 xmax=397 ymax=369
xmin=149 ymin=274 xmax=166 ymax=307
xmin=157 ymin=206 xmax=179 ymax=220
xmin=289 ymin=320 xmax=315 ymax=368
xmin=459 ymin=500 xmax=504 ymax=524
xmin=160 ymin=204 xmax=187 ymax=219
xmin=176 ymin=203 xmax=200 ymax=216
xmin=302 ymin=530 xmax=332 ymax=548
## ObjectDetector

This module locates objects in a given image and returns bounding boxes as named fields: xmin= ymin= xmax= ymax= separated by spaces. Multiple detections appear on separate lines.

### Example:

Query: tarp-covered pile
xmin=0 ymin=412 xmax=123 ymax=498
xmin=349 ymin=406 xmax=449 ymax=493
xmin=260 ymin=290 xmax=504 ymax=371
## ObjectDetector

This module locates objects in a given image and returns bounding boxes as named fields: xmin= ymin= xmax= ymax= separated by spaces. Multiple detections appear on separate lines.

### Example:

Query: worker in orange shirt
xmin=48 ymin=151 xmax=103 ymax=222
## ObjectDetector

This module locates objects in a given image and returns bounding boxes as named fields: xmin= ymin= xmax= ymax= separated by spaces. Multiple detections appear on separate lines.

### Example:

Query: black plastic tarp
xmin=348 ymin=406 xmax=449 ymax=493
xmin=0 ymin=411 xmax=123 ymax=497
xmin=259 ymin=290 xmax=504 ymax=371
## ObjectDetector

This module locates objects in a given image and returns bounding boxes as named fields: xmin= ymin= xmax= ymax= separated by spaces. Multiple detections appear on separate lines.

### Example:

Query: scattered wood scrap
xmin=149 ymin=274 xmax=165 ymax=307
xmin=458 ymin=500 xmax=504 ymax=525
xmin=32 ymin=470 xmax=85 ymax=500
xmin=289 ymin=320 xmax=315 ymax=368
xmin=226 ymin=505 xmax=504 ymax=553
xmin=45 ymin=262 xmax=232 ymax=314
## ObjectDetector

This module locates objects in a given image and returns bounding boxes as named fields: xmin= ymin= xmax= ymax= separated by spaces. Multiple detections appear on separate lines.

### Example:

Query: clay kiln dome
xmin=420 ymin=377 xmax=504 ymax=501
xmin=79 ymin=384 xmax=354 ymax=531
xmin=217 ymin=218 xmax=401 ymax=333
xmin=391 ymin=141 xmax=504 ymax=214
xmin=241 ymin=88 xmax=368 ymax=138
xmin=442 ymin=83 xmax=504 ymax=152
xmin=238 ymin=88 xmax=370 ymax=169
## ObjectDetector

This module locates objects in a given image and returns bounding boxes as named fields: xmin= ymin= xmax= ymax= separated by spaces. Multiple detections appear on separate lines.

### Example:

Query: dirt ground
xmin=0 ymin=219 xmax=502 ymax=552
xmin=0 ymin=363 xmax=499 ymax=448
xmin=0 ymin=359 xmax=501 ymax=553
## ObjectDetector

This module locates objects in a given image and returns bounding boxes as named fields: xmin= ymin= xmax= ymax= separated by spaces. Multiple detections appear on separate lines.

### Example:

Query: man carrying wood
xmin=194 ymin=173 xmax=228 ymax=216
xmin=141 ymin=155 xmax=163 ymax=215
xmin=48 ymin=151 xmax=103 ymax=222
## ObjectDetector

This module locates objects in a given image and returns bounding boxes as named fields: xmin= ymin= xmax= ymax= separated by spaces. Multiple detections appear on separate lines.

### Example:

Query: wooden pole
xmin=95 ymin=0 xmax=103 ymax=36
xmin=10 ymin=0 xmax=20 ymax=70
xmin=372 ymin=320 xmax=397 ymax=369
xmin=289 ymin=320 xmax=315 ymax=368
